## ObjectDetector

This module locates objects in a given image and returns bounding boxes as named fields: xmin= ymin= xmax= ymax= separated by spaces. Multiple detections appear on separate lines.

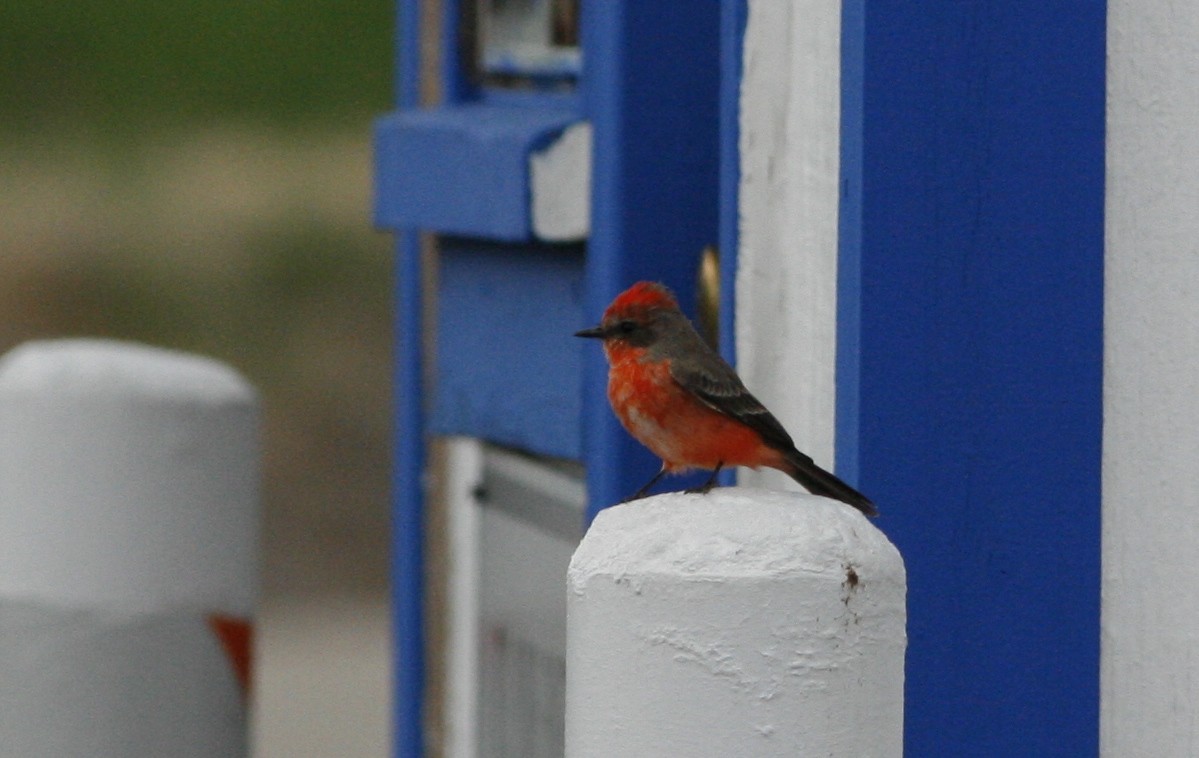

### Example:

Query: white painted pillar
xmin=444 ymin=437 xmax=484 ymax=758
xmin=737 ymin=0 xmax=842 ymax=490
xmin=565 ymin=489 xmax=905 ymax=758
xmin=1104 ymin=1 xmax=1199 ymax=753
xmin=0 ymin=339 xmax=259 ymax=757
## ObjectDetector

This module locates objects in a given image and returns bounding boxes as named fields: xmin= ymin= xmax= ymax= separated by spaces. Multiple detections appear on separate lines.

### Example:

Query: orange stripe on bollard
xmin=208 ymin=613 xmax=253 ymax=697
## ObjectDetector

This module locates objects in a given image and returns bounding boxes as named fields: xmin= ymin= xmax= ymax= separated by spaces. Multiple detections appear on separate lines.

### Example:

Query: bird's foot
xmin=683 ymin=464 xmax=724 ymax=495
xmin=620 ymin=468 xmax=668 ymax=504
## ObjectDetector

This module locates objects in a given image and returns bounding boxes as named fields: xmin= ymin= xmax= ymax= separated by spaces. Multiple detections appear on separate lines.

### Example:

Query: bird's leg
xmin=623 ymin=468 xmax=668 ymax=503
xmin=685 ymin=462 xmax=724 ymax=495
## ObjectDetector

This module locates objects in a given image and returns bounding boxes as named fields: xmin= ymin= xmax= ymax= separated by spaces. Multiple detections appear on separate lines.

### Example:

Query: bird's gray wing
xmin=666 ymin=332 xmax=877 ymax=516
xmin=667 ymin=348 xmax=799 ymax=455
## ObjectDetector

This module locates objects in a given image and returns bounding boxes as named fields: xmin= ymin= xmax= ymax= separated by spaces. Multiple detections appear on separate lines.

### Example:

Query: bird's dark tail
xmin=781 ymin=450 xmax=878 ymax=517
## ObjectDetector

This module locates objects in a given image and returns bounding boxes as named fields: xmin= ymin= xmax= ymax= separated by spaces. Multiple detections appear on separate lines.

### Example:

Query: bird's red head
xmin=602 ymin=281 xmax=678 ymax=322
xmin=575 ymin=281 xmax=681 ymax=356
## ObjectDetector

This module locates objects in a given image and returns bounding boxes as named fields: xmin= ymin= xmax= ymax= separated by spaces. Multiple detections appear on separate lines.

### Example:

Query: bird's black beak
xmin=575 ymin=325 xmax=606 ymax=339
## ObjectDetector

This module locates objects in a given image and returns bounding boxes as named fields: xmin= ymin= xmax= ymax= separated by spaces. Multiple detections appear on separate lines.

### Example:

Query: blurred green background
xmin=0 ymin=1 xmax=393 ymax=133
xmin=0 ymin=0 xmax=397 ymax=599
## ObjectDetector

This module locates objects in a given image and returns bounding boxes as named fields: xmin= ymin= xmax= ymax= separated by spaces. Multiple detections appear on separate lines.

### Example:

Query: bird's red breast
xmin=605 ymin=345 xmax=785 ymax=474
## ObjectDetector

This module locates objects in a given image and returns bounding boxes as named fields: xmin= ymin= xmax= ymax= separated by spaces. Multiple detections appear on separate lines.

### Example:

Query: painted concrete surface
xmin=566 ymin=489 xmax=905 ymax=758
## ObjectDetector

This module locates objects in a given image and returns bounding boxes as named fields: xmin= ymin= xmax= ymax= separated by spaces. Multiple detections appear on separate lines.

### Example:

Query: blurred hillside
xmin=0 ymin=0 xmax=396 ymax=597
xmin=0 ymin=2 xmax=393 ymax=133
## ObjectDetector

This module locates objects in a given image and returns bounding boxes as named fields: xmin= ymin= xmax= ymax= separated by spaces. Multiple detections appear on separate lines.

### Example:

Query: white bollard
xmin=566 ymin=488 xmax=906 ymax=758
xmin=0 ymin=339 xmax=259 ymax=757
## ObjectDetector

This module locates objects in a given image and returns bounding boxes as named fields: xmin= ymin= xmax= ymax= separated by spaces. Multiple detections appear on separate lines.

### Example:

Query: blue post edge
xmin=715 ymin=0 xmax=747 ymax=489
xmin=391 ymin=231 xmax=425 ymax=758
xmin=389 ymin=2 xmax=425 ymax=757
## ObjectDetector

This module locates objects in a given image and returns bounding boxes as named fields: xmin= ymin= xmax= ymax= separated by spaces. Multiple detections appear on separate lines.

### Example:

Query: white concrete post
xmin=0 ymin=339 xmax=259 ymax=757
xmin=736 ymin=0 xmax=843 ymax=491
xmin=565 ymin=488 xmax=905 ymax=758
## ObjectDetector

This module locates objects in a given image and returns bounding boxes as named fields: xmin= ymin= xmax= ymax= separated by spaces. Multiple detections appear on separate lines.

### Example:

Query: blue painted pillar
xmin=718 ymin=0 xmax=747 ymax=367
xmin=390 ymin=2 xmax=424 ymax=757
xmin=840 ymin=3 xmax=1105 ymax=755
xmin=580 ymin=3 xmax=720 ymax=518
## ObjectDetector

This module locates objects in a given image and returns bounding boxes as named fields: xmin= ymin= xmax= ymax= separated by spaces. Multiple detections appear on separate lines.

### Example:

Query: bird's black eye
xmin=616 ymin=320 xmax=637 ymax=335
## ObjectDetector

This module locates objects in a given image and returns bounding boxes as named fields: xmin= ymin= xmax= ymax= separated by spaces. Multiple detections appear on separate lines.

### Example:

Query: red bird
xmin=576 ymin=281 xmax=877 ymax=516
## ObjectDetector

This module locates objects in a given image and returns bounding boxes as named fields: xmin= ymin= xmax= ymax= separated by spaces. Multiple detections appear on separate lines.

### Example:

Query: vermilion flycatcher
xmin=576 ymin=281 xmax=877 ymax=517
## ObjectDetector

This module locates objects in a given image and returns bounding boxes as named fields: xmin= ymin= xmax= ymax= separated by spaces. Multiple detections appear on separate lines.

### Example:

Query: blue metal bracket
xmin=374 ymin=104 xmax=582 ymax=241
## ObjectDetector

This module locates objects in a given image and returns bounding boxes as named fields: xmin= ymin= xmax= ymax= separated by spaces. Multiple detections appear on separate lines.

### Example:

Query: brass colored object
xmin=697 ymin=245 xmax=720 ymax=350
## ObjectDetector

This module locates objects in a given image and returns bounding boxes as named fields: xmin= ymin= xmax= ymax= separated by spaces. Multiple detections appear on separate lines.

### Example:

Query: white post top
xmin=571 ymin=487 xmax=900 ymax=586
xmin=0 ymin=338 xmax=254 ymax=404
xmin=0 ymin=338 xmax=259 ymax=615
xmin=566 ymin=488 xmax=906 ymax=758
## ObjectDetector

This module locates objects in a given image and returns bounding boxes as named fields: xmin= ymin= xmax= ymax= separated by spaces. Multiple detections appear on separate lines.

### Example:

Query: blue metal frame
xmin=718 ymin=0 xmax=746 ymax=369
xmin=390 ymin=2 xmax=424 ymax=757
xmin=378 ymin=6 xmax=590 ymax=750
xmin=391 ymin=233 xmax=424 ymax=758
xmin=381 ymin=1 xmax=722 ymax=525
xmin=580 ymin=3 xmax=721 ymax=519
xmin=839 ymin=3 xmax=1105 ymax=754
xmin=381 ymin=1 xmax=726 ymax=752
